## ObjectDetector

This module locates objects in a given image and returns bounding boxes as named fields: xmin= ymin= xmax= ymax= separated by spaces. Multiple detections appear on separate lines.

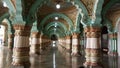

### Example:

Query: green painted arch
xmin=5 ymin=18 xmax=14 ymax=34
xmin=44 ymin=25 xmax=66 ymax=33
xmin=94 ymin=0 xmax=104 ymax=25
xmin=3 ymin=0 xmax=16 ymax=13
xmin=44 ymin=21 xmax=67 ymax=31
xmin=74 ymin=0 xmax=88 ymax=15
xmin=74 ymin=0 xmax=89 ymax=26
xmin=39 ymin=13 xmax=73 ymax=31
xmin=27 ymin=0 xmax=48 ymax=23
xmin=31 ymin=21 xmax=39 ymax=32
xmin=45 ymin=28 xmax=66 ymax=35
xmin=46 ymin=29 xmax=66 ymax=38
xmin=44 ymin=26 xmax=66 ymax=35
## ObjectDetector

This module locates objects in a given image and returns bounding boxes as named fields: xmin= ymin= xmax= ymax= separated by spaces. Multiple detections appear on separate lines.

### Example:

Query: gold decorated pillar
xmin=108 ymin=33 xmax=118 ymax=56
xmin=66 ymin=35 xmax=72 ymax=52
xmin=30 ymin=32 xmax=40 ymax=55
xmin=71 ymin=33 xmax=80 ymax=56
xmin=12 ymin=25 xmax=31 ymax=66
xmin=84 ymin=26 xmax=91 ymax=66
xmin=90 ymin=27 xmax=101 ymax=66
xmin=8 ymin=34 xmax=14 ymax=49
xmin=84 ymin=27 xmax=101 ymax=66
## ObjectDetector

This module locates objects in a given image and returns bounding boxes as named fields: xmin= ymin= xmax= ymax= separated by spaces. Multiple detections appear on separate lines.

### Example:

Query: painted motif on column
xmin=30 ymin=32 xmax=40 ymax=55
xmin=12 ymin=24 xmax=31 ymax=66
xmin=66 ymin=35 xmax=71 ymax=52
xmin=84 ymin=26 xmax=101 ymax=66
xmin=84 ymin=26 xmax=91 ymax=66
xmin=71 ymin=33 xmax=80 ymax=56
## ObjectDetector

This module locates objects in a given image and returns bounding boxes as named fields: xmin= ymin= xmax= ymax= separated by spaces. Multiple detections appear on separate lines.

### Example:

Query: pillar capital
xmin=31 ymin=32 xmax=41 ymax=38
xmin=84 ymin=26 xmax=91 ymax=33
xmin=72 ymin=33 xmax=80 ymax=38
xmin=13 ymin=24 xmax=32 ymax=36
xmin=109 ymin=32 xmax=117 ymax=39
xmin=13 ymin=24 xmax=32 ymax=30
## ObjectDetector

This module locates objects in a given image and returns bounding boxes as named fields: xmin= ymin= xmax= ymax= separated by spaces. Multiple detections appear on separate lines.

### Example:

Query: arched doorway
xmin=101 ymin=26 xmax=108 ymax=53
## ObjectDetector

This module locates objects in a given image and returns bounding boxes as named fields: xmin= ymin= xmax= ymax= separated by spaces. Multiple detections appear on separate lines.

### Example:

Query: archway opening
xmin=51 ymin=34 xmax=58 ymax=47
xmin=101 ymin=26 xmax=108 ymax=53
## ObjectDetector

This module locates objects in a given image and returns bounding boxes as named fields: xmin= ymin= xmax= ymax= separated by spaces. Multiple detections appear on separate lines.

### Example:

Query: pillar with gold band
xmin=108 ymin=32 xmax=118 ymax=56
xmin=84 ymin=26 xmax=91 ymax=66
xmin=71 ymin=33 xmax=81 ymax=56
xmin=12 ymin=24 xmax=31 ymax=66
xmin=30 ymin=32 xmax=40 ymax=55
xmin=84 ymin=26 xmax=101 ymax=66
xmin=8 ymin=34 xmax=14 ymax=49
xmin=90 ymin=27 xmax=101 ymax=66
xmin=65 ymin=35 xmax=72 ymax=52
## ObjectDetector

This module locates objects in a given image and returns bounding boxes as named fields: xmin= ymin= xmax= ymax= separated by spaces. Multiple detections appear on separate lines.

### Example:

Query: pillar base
xmin=8 ymin=47 xmax=13 ymax=50
xmin=84 ymin=62 xmax=91 ymax=66
xmin=66 ymin=49 xmax=71 ymax=53
xmin=30 ymin=51 xmax=41 ymax=55
xmin=108 ymin=52 xmax=118 ymax=56
xmin=71 ymin=52 xmax=81 ymax=56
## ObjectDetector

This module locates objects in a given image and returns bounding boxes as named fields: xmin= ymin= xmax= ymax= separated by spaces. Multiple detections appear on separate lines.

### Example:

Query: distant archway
xmin=51 ymin=34 xmax=58 ymax=41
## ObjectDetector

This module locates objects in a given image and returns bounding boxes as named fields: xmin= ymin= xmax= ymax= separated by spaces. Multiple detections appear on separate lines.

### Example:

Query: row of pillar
xmin=58 ymin=33 xmax=81 ymax=56
xmin=6 ymin=25 xmax=119 ymax=66
xmin=7 ymin=25 xmax=52 ymax=66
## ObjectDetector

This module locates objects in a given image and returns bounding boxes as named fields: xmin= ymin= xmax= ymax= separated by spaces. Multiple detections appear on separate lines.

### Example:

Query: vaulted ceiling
xmin=0 ymin=0 xmax=120 ymax=38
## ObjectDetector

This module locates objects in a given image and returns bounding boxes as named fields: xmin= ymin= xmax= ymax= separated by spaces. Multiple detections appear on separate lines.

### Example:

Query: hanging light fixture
xmin=56 ymin=1 xmax=61 ymax=9
xmin=56 ymin=4 xmax=60 ymax=9
xmin=55 ymin=17 xmax=58 ymax=20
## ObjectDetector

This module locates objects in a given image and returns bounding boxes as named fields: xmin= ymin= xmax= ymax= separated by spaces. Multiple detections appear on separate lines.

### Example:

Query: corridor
xmin=0 ymin=42 xmax=119 ymax=68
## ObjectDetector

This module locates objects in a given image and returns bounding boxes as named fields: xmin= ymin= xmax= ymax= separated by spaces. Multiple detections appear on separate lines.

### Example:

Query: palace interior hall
xmin=0 ymin=0 xmax=120 ymax=68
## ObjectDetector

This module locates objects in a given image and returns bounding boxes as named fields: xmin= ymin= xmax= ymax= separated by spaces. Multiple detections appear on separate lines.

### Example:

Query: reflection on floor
xmin=0 ymin=43 xmax=119 ymax=68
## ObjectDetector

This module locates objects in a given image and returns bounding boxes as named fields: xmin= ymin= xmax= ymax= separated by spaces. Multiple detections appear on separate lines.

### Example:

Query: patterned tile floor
xmin=0 ymin=44 xmax=119 ymax=68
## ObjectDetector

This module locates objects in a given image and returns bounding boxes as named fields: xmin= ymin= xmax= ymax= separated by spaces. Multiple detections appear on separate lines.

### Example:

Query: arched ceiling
xmin=0 ymin=0 xmax=120 ymax=38
xmin=106 ymin=3 xmax=120 ymax=28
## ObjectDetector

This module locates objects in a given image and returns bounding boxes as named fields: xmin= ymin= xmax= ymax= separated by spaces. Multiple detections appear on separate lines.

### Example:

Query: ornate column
xmin=108 ymin=33 xmax=118 ymax=56
xmin=84 ymin=26 xmax=91 ymax=66
xmin=71 ymin=33 xmax=80 ymax=56
xmin=30 ymin=32 xmax=40 ymax=55
xmin=12 ymin=25 xmax=31 ymax=66
xmin=84 ymin=26 xmax=101 ymax=66
xmin=90 ymin=27 xmax=101 ymax=66
xmin=8 ymin=34 xmax=14 ymax=49
xmin=66 ymin=35 xmax=72 ymax=52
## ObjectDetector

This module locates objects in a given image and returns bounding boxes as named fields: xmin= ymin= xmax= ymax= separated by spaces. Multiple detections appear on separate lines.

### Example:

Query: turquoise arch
xmin=94 ymin=0 xmax=104 ymax=25
xmin=45 ymin=27 xmax=66 ymax=35
xmin=39 ymin=13 xmax=73 ymax=31
xmin=46 ymin=29 xmax=66 ymax=38
xmin=44 ymin=21 xmax=67 ymax=31
xmin=31 ymin=21 xmax=39 ymax=32
xmin=27 ymin=0 xmax=48 ymax=23
xmin=44 ymin=25 xmax=66 ymax=33
xmin=5 ymin=18 xmax=14 ymax=34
